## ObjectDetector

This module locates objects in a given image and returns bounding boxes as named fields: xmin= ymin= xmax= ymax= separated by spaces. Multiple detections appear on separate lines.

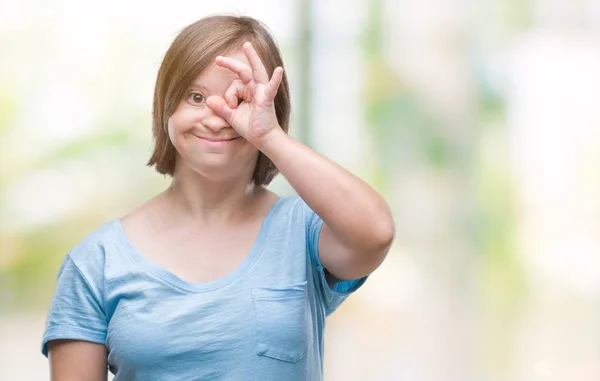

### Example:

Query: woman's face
xmin=168 ymin=48 xmax=259 ymax=181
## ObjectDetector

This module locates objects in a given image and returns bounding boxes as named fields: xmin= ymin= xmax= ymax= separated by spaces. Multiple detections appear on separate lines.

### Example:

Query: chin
xmin=181 ymin=159 xmax=251 ymax=181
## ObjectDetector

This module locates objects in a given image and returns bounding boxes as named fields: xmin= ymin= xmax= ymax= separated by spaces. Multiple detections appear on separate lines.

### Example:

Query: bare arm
xmin=48 ymin=340 xmax=108 ymax=381
xmin=208 ymin=42 xmax=395 ymax=282
xmin=261 ymin=132 xmax=395 ymax=280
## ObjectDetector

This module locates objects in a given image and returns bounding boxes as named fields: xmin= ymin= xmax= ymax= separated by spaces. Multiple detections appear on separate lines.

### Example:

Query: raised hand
xmin=206 ymin=42 xmax=284 ymax=149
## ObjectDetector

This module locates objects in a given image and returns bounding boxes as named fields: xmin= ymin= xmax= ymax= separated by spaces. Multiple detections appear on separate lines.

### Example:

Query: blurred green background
xmin=1 ymin=0 xmax=599 ymax=380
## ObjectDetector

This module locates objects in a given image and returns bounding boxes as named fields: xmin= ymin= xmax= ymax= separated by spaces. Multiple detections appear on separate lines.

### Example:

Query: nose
xmin=203 ymin=109 xmax=230 ymax=133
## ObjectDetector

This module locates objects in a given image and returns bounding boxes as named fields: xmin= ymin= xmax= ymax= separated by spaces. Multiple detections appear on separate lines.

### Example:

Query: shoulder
xmin=272 ymin=195 xmax=310 ymax=219
xmin=67 ymin=193 xmax=163 ymax=267
xmin=279 ymin=195 xmax=320 ymax=220
xmin=273 ymin=195 xmax=309 ymax=212
xmin=65 ymin=220 xmax=120 ymax=274
xmin=269 ymin=196 xmax=322 ymax=235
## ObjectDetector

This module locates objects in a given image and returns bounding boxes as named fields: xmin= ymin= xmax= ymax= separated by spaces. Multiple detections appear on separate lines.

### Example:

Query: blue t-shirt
xmin=42 ymin=196 xmax=367 ymax=380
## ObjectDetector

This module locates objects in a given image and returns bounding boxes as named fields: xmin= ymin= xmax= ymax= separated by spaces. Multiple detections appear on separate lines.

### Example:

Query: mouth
xmin=213 ymin=137 xmax=240 ymax=142
xmin=193 ymin=135 xmax=241 ymax=146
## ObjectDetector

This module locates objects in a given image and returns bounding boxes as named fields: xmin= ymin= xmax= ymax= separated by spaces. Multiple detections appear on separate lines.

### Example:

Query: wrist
xmin=254 ymin=127 xmax=288 ymax=155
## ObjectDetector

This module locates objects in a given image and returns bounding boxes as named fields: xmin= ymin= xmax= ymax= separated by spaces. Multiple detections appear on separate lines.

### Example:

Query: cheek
xmin=167 ymin=117 xmax=175 ymax=144
xmin=168 ymin=106 xmax=201 ymax=142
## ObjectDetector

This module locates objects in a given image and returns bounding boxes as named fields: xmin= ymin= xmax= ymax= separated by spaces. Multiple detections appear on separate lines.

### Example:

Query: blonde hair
xmin=147 ymin=15 xmax=291 ymax=186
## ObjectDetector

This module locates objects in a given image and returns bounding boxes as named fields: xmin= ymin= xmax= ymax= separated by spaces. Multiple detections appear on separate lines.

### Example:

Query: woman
xmin=42 ymin=15 xmax=395 ymax=380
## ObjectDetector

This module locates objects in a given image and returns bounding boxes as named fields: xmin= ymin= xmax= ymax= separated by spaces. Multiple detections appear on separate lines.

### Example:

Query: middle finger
xmin=243 ymin=42 xmax=269 ymax=85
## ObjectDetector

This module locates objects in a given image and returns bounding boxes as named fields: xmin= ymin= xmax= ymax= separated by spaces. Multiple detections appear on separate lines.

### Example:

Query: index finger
xmin=215 ymin=56 xmax=253 ymax=84
xmin=243 ymin=42 xmax=269 ymax=84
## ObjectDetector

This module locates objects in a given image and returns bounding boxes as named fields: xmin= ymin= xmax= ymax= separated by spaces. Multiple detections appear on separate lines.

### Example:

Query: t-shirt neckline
xmin=112 ymin=197 xmax=284 ymax=293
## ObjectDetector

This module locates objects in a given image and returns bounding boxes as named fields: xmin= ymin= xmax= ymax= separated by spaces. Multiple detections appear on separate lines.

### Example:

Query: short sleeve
xmin=41 ymin=253 xmax=107 ymax=357
xmin=300 ymin=198 xmax=368 ymax=316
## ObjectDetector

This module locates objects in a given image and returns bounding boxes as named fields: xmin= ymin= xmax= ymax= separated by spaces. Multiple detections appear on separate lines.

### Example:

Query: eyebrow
xmin=188 ymin=83 xmax=208 ymax=91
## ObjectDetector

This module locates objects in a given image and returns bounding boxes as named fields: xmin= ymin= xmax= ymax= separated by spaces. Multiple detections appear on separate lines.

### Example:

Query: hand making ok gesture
xmin=206 ymin=41 xmax=285 ymax=149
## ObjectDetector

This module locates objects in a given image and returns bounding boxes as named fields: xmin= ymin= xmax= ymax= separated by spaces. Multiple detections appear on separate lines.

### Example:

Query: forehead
xmin=191 ymin=48 xmax=248 ymax=89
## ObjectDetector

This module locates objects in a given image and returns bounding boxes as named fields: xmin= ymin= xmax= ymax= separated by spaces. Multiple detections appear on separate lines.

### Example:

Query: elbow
xmin=359 ymin=220 xmax=396 ymax=270
xmin=344 ymin=233 xmax=394 ymax=280
xmin=351 ymin=216 xmax=395 ymax=257
xmin=368 ymin=200 xmax=396 ymax=252
xmin=371 ymin=217 xmax=396 ymax=253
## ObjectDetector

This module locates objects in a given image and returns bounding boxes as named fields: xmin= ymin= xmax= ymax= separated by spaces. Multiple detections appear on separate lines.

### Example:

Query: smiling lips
xmin=194 ymin=135 xmax=241 ymax=146
xmin=203 ymin=137 xmax=239 ymax=142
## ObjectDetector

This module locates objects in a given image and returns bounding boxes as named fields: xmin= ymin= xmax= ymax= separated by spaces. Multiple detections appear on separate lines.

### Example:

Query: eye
xmin=188 ymin=92 xmax=206 ymax=105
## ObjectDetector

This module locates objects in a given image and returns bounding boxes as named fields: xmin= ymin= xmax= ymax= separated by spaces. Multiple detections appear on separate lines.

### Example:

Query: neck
xmin=160 ymin=165 xmax=263 ymax=226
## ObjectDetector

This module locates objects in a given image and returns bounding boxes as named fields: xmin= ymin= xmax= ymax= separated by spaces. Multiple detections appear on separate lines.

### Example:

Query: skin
xmin=47 ymin=42 xmax=395 ymax=380
xmin=209 ymin=42 xmax=395 ymax=280
xmin=48 ymin=340 xmax=108 ymax=381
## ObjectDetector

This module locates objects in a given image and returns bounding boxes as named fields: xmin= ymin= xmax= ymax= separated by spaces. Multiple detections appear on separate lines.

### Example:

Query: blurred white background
xmin=1 ymin=0 xmax=599 ymax=380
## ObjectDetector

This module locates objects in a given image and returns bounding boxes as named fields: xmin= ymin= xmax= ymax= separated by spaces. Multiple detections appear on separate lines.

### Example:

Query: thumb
xmin=206 ymin=95 xmax=234 ymax=123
